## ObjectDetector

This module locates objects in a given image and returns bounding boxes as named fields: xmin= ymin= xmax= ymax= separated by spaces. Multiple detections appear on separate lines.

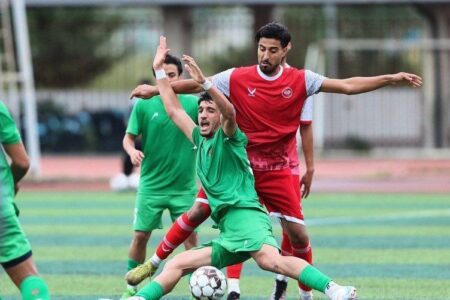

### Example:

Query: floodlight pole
xmin=12 ymin=0 xmax=41 ymax=177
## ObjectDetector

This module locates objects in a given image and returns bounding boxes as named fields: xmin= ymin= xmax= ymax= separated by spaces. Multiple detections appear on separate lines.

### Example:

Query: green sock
xmin=128 ymin=258 xmax=141 ymax=271
xmin=136 ymin=281 xmax=164 ymax=300
xmin=20 ymin=275 xmax=50 ymax=300
xmin=298 ymin=265 xmax=331 ymax=293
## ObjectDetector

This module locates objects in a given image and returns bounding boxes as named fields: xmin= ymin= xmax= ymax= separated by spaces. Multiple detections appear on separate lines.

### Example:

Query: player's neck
xmin=256 ymin=65 xmax=283 ymax=81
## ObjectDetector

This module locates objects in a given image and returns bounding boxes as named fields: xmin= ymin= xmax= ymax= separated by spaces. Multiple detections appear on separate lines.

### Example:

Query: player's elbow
xmin=13 ymin=156 xmax=30 ymax=172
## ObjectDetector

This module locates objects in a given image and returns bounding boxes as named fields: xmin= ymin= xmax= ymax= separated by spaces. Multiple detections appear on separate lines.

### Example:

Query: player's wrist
xmin=154 ymin=68 xmax=166 ymax=80
xmin=201 ymin=79 xmax=213 ymax=91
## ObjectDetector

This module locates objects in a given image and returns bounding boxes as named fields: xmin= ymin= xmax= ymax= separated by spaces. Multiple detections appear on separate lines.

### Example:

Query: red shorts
xmin=253 ymin=168 xmax=304 ymax=224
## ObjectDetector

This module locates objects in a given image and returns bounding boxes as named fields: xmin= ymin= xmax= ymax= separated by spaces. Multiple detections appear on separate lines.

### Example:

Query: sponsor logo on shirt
xmin=247 ymin=87 xmax=256 ymax=97
xmin=282 ymin=87 xmax=293 ymax=99
xmin=151 ymin=112 xmax=159 ymax=120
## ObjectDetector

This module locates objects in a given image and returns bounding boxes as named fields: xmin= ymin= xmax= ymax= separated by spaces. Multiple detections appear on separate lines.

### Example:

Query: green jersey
xmin=127 ymin=95 xmax=198 ymax=195
xmin=0 ymin=101 xmax=21 ymax=217
xmin=191 ymin=126 xmax=263 ymax=223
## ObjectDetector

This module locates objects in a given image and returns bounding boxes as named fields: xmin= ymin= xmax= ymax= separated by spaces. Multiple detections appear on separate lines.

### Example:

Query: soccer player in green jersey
xmin=121 ymin=54 xmax=200 ymax=299
xmin=128 ymin=36 xmax=357 ymax=300
xmin=0 ymin=101 xmax=50 ymax=300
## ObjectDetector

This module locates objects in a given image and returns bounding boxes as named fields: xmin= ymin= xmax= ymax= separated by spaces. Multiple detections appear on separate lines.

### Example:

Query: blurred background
xmin=2 ymin=0 xmax=450 ymax=167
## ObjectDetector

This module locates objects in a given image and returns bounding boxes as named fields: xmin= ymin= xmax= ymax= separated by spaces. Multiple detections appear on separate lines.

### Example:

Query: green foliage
xmin=27 ymin=8 xmax=123 ymax=88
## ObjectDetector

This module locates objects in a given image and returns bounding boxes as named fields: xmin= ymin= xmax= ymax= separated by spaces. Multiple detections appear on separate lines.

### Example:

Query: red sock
xmin=292 ymin=242 xmax=313 ymax=291
xmin=155 ymin=206 xmax=209 ymax=260
xmin=226 ymin=263 xmax=243 ymax=279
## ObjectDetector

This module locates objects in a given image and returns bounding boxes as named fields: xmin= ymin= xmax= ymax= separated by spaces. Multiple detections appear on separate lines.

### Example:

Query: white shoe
xmin=127 ymin=297 xmax=145 ymax=300
xmin=330 ymin=286 xmax=357 ymax=300
xmin=110 ymin=173 xmax=129 ymax=191
xmin=300 ymin=290 xmax=313 ymax=300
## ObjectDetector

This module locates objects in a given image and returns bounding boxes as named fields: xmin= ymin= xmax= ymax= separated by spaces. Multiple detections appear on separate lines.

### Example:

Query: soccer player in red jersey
xmin=127 ymin=22 xmax=422 ymax=300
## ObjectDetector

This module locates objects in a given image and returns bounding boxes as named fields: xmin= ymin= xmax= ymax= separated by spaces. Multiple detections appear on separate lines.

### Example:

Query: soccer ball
xmin=189 ymin=266 xmax=227 ymax=300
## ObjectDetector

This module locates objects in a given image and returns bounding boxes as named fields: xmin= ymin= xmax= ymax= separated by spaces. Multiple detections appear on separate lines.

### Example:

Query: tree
xmin=27 ymin=7 xmax=122 ymax=88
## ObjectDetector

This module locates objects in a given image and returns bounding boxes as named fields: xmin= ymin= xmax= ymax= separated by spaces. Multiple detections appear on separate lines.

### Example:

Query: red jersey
xmin=213 ymin=65 xmax=323 ymax=171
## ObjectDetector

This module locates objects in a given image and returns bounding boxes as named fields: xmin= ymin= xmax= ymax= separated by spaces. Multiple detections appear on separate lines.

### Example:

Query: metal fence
xmin=27 ymin=5 xmax=433 ymax=150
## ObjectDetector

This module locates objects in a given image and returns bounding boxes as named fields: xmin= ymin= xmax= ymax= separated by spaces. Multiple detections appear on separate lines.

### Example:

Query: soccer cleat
xmin=300 ymin=290 xmax=313 ymax=300
xmin=227 ymin=291 xmax=240 ymax=300
xmin=331 ymin=286 xmax=357 ymax=300
xmin=126 ymin=261 xmax=158 ymax=285
xmin=120 ymin=287 xmax=137 ymax=300
xmin=269 ymin=279 xmax=287 ymax=300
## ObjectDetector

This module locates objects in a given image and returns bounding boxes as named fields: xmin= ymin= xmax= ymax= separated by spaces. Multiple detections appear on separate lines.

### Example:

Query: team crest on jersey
xmin=247 ymin=87 xmax=256 ymax=97
xmin=282 ymin=87 xmax=293 ymax=98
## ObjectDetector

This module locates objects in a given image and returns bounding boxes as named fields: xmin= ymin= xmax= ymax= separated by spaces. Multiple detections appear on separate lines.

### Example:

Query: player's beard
xmin=259 ymin=61 xmax=278 ymax=75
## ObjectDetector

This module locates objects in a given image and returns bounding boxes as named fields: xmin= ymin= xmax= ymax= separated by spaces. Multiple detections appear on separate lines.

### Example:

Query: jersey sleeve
xmin=212 ymin=68 xmax=235 ymax=97
xmin=0 ymin=102 xmax=21 ymax=145
xmin=126 ymin=99 xmax=141 ymax=136
xmin=305 ymin=70 xmax=326 ymax=97
xmin=300 ymin=96 xmax=313 ymax=125
xmin=226 ymin=127 xmax=248 ymax=147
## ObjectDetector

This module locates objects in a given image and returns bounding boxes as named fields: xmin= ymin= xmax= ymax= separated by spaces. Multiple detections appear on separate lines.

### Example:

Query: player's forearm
xmin=123 ymin=135 xmax=136 ymax=156
xmin=300 ymin=125 xmax=315 ymax=174
xmin=208 ymin=86 xmax=235 ymax=121
xmin=171 ymin=79 xmax=203 ymax=94
xmin=158 ymin=78 xmax=184 ymax=117
xmin=342 ymin=75 xmax=395 ymax=95
xmin=321 ymin=75 xmax=396 ymax=95
xmin=10 ymin=162 xmax=29 ymax=185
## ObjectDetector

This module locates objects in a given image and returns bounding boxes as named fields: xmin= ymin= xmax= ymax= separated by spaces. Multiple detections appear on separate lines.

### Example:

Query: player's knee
xmin=255 ymin=254 xmax=278 ymax=272
xmin=133 ymin=231 xmax=150 ymax=246
xmin=286 ymin=227 xmax=309 ymax=246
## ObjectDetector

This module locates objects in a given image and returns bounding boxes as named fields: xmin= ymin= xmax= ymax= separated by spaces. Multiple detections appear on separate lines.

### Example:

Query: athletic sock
xmin=276 ymin=274 xmax=289 ymax=282
xmin=227 ymin=278 xmax=241 ymax=294
xmin=136 ymin=281 xmax=164 ymax=300
xmin=20 ymin=275 xmax=50 ymax=300
xmin=280 ymin=231 xmax=293 ymax=256
xmin=155 ymin=212 xmax=206 ymax=260
xmin=150 ymin=254 xmax=162 ymax=267
xmin=292 ymin=242 xmax=313 ymax=292
xmin=298 ymin=265 xmax=331 ymax=293
xmin=128 ymin=258 xmax=141 ymax=271
xmin=226 ymin=263 xmax=243 ymax=279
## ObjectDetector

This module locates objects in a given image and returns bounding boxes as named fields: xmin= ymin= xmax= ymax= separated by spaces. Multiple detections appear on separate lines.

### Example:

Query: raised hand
xmin=153 ymin=36 xmax=170 ymax=71
xmin=182 ymin=55 xmax=206 ymax=84
xmin=392 ymin=72 xmax=423 ymax=88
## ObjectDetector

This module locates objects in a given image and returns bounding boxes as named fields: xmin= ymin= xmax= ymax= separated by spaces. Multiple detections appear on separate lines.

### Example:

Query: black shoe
xmin=270 ymin=279 xmax=288 ymax=300
xmin=227 ymin=291 xmax=240 ymax=300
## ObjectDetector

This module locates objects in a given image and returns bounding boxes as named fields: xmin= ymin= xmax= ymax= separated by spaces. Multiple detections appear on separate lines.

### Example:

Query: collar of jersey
xmin=256 ymin=65 xmax=284 ymax=81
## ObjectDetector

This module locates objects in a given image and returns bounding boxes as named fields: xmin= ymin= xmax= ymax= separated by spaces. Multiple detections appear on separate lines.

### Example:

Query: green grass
xmin=1 ymin=191 xmax=449 ymax=299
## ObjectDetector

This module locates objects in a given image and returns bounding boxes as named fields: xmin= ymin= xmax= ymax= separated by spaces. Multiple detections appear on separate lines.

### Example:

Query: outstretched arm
xmin=320 ymin=72 xmax=422 ymax=95
xmin=130 ymin=79 xmax=203 ymax=100
xmin=182 ymin=55 xmax=237 ymax=137
xmin=154 ymin=36 xmax=196 ymax=143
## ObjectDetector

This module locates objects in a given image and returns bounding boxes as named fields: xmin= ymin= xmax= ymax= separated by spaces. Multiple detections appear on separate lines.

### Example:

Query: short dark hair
xmin=255 ymin=22 xmax=291 ymax=48
xmin=152 ymin=54 xmax=183 ymax=77
xmin=198 ymin=92 xmax=213 ymax=105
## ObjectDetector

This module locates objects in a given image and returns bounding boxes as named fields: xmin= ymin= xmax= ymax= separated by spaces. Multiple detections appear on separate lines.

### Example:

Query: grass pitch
xmin=1 ymin=191 xmax=449 ymax=299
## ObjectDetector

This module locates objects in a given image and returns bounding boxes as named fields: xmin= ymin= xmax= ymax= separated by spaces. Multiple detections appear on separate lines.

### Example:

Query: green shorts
xmin=133 ymin=193 xmax=196 ymax=232
xmin=0 ymin=212 xmax=32 ymax=264
xmin=202 ymin=207 xmax=279 ymax=269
